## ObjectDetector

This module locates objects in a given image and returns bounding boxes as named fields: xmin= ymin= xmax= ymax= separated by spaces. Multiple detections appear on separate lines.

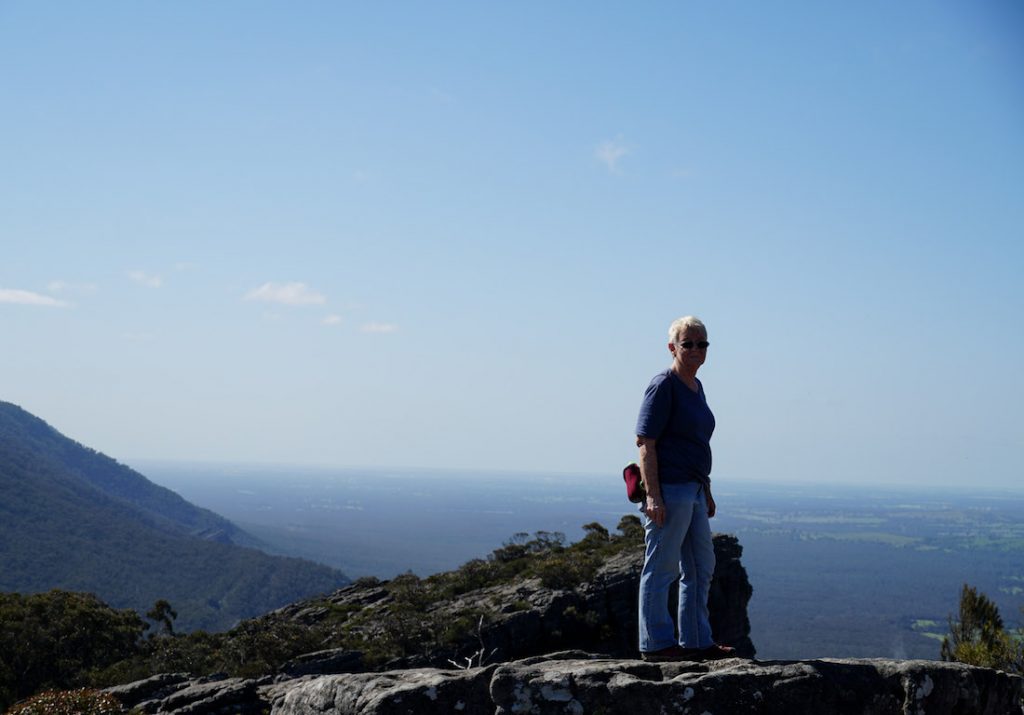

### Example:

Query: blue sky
xmin=2 ymin=2 xmax=1021 ymax=489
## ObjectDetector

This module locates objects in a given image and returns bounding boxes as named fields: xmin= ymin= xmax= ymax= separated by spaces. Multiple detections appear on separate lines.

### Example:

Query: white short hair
xmin=668 ymin=316 xmax=707 ymax=343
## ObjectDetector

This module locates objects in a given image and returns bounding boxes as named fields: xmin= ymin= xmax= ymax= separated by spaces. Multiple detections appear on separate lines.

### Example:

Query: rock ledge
xmin=111 ymin=652 xmax=1023 ymax=715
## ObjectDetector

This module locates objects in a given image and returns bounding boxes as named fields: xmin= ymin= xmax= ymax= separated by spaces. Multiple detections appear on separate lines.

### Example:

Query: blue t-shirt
xmin=635 ymin=369 xmax=715 ymax=485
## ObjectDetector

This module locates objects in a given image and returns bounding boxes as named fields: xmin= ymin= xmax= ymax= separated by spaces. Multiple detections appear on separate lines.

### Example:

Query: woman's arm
xmin=637 ymin=436 xmax=666 ymax=526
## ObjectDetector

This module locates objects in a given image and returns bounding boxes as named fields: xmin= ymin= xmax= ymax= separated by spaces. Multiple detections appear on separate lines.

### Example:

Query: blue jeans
xmin=638 ymin=481 xmax=716 ymax=652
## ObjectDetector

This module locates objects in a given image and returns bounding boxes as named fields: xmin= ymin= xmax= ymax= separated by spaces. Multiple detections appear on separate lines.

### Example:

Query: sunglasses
xmin=679 ymin=340 xmax=710 ymax=350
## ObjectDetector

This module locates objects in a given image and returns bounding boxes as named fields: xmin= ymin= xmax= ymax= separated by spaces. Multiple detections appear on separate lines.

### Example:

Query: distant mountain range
xmin=0 ymin=400 xmax=349 ymax=631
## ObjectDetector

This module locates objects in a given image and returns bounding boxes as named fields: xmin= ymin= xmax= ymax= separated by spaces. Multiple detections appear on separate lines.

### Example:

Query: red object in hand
xmin=623 ymin=462 xmax=645 ymax=503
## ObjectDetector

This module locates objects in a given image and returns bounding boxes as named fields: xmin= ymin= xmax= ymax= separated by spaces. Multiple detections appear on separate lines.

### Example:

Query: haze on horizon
xmin=2 ymin=2 xmax=1021 ymax=490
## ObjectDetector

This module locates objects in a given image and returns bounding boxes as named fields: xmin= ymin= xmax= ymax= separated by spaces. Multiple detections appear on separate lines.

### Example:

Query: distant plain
xmin=138 ymin=461 xmax=1024 ymax=661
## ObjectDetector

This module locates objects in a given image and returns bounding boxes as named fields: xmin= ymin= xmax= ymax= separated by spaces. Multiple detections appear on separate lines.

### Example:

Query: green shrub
xmin=438 ymin=608 xmax=489 ymax=648
xmin=941 ymin=584 xmax=1023 ymax=674
xmin=216 ymin=620 xmax=322 ymax=678
xmin=582 ymin=522 xmax=609 ymax=542
xmin=6 ymin=689 xmax=128 ymax=715
xmin=533 ymin=551 xmax=601 ymax=590
xmin=615 ymin=515 xmax=644 ymax=543
xmin=387 ymin=572 xmax=432 ymax=610
xmin=434 ymin=558 xmax=496 ymax=598
xmin=0 ymin=591 xmax=146 ymax=710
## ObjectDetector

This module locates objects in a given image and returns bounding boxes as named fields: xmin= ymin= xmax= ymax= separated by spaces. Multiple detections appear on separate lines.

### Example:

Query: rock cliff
xmin=259 ymin=533 xmax=754 ymax=669
xmin=101 ymin=530 xmax=1024 ymax=714
xmin=109 ymin=652 xmax=1023 ymax=715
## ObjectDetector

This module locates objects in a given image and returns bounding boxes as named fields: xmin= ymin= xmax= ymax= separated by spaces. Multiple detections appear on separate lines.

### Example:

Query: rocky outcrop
xmin=108 ymin=653 xmax=1023 ymax=715
xmin=266 ymin=665 xmax=498 ymax=714
xmin=468 ymin=531 xmax=753 ymax=662
xmin=97 ymin=531 xmax=1023 ymax=714
xmin=102 ymin=533 xmax=762 ymax=713
xmin=106 ymin=672 xmax=263 ymax=714
xmin=280 ymin=650 xmax=366 ymax=679
xmin=485 ymin=653 xmax=1023 ymax=715
xmin=271 ymin=653 xmax=1023 ymax=715
xmin=261 ymin=533 xmax=753 ymax=672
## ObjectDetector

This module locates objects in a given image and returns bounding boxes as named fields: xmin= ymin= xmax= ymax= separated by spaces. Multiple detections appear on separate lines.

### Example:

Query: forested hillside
xmin=0 ymin=401 xmax=349 ymax=631
xmin=0 ymin=522 xmax=751 ymax=710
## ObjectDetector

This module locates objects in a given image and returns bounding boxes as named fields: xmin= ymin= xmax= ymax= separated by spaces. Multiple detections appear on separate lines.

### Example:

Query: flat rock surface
xmin=269 ymin=665 xmax=496 ymax=715
xmin=267 ymin=653 xmax=1023 ymax=715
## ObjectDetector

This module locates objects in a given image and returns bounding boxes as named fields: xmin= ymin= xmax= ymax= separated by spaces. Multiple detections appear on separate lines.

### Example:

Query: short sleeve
xmin=635 ymin=372 xmax=672 ymax=439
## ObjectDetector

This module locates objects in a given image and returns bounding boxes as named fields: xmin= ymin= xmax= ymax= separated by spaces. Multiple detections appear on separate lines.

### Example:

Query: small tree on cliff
xmin=146 ymin=600 xmax=177 ymax=637
xmin=941 ymin=583 xmax=1022 ymax=674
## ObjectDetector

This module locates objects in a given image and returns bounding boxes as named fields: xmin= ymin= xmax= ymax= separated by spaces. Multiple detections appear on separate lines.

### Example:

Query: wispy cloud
xmin=596 ymin=138 xmax=630 ymax=172
xmin=360 ymin=322 xmax=397 ymax=334
xmin=47 ymin=280 xmax=97 ymax=295
xmin=0 ymin=288 xmax=70 ymax=307
xmin=322 ymin=314 xmax=343 ymax=326
xmin=128 ymin=270 xmax=163 ymax=288
xmin=244 ymin=282 xmax=326 ymax=306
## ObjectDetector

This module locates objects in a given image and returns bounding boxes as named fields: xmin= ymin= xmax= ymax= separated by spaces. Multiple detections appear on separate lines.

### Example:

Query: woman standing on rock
xmin=635 ymin=316 xmax=735 ymax=662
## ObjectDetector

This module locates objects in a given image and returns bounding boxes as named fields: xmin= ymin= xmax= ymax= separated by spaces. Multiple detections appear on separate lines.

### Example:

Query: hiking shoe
xmin=640 ymin=645 xmax=695 ymax=662
xmin=694 ymin=643 xmax=737 ymax=661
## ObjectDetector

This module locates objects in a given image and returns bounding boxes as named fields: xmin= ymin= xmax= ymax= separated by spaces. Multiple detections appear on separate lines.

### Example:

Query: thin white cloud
xmin=0 ymin=288 xmax=70 ymax=307
xmin=47 ymin=280 xmax=97 ymax=295
xmin=245 ymin=282 xmax=326 ymax=306
xmin=596 ymin=138 xmax=630 ymax=172
xmin=360 ymin=322 xmax=398 ymax=334
xmin=322 ymin=314 xmax=343 ymax=326
xmin=128 ymin=270 xmax=163 ymax=288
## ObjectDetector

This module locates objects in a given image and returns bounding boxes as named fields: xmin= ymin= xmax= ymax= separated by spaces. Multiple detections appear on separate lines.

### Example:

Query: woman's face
xmin=670 ymin=327 xmax=708 ymax=370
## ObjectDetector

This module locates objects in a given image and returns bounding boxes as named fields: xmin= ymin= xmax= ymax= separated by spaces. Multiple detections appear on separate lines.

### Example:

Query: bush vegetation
xmin=0 ymin=516 xmax=644 ymax=710
xmin=6 ymin=689 xmax=130 ymax=715
xmin=0 ymin=591 xmax=146 ymax=710
xmin=941 ymin=583 xmax=1023 ymax=674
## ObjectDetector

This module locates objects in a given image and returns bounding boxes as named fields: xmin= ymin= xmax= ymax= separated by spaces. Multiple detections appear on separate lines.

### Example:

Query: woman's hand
xmin=706 ymin=490 xmax=717 ymax=518
xmin=645 ymin=493 xmax=666 ymax=526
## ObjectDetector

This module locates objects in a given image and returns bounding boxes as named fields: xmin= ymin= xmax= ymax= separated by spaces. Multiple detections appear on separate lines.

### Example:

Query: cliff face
xmin=263 ymin=533 xmax=754 ymax=667
xmin=426 ymin=532 xmax=753 ymax=664
xmin=109 ymin=652 xmax=1024 ymax=715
